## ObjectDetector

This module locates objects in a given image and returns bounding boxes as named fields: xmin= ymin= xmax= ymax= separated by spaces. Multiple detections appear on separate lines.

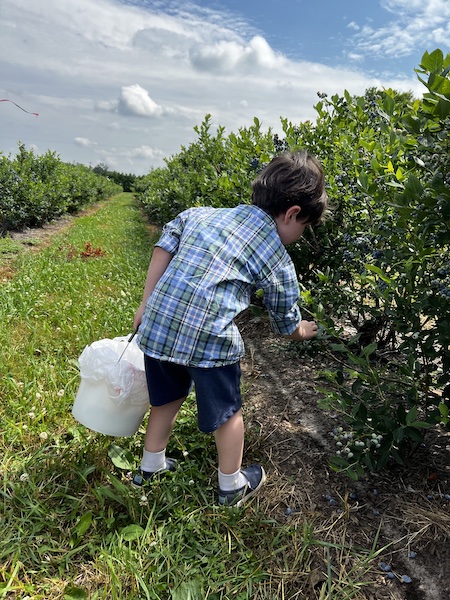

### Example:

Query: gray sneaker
xmin=218 ymin=464 xmax=266 ymax=508
xmin=131 ymin=458 xmax=178 ymax=488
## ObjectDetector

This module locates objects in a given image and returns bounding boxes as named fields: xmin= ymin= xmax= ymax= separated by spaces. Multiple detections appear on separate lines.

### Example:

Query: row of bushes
xmin=134 ymin=49 xmax=450 ymax=478
xmin=0 ymin=144 xmax=122 ymax=233
xmin=92 ymin=163 xmax=138 ymax=193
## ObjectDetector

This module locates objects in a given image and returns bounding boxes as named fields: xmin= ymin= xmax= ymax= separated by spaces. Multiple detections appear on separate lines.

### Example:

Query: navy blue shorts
xmin=143 ymin=355 xmax=242 ymax=433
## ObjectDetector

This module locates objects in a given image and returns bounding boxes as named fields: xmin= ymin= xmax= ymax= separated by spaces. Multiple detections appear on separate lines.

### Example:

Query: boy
xmin=132 ymin=150 xmax=328 ymax=507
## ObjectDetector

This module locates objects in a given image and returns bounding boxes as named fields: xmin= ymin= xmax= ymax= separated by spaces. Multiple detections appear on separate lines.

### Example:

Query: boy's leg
xmin=132 ymin=398 xmax=185 ymax=485
xmin=213 ymin=408 xmax=244 ymax=474
xmin=214 ymin=409 xmax=266 ymax=507
xmin=190 ymin=361 xmax=266 ymax=506
xmin=133 ymin=356 xmax=191 ymax=485
xmin=144 ymin=397 xmax=185 ymax=452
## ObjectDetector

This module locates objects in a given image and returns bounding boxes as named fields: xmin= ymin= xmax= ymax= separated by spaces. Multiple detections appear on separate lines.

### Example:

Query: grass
xmin=0 ymin=193 xmax=388 ymax=599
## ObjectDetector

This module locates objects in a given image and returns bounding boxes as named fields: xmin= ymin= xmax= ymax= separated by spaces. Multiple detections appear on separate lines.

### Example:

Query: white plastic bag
xmin=77 ymin=336 xmax=149 ymax=406
xmin=72 ymin=335 xmax=150 ymax=436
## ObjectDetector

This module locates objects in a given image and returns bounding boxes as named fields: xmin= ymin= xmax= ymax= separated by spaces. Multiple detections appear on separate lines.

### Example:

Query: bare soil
xmin=3 ymin=211 xmax=450 ymax=600
xmin=238 ymin=314 xmax=450 ymax=600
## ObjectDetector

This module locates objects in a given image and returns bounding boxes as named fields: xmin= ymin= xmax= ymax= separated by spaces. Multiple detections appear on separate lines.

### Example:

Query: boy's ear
xmin=285 ymin=205 xmax=302 ymax=221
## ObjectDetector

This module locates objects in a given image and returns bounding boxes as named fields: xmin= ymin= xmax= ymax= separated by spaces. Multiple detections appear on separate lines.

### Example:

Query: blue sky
xmin=1 ymin=0 xmax=449 ymax=174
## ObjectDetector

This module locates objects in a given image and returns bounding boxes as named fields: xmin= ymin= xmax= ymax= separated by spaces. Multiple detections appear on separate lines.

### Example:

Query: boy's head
xmin=251 ymin=150 xmax=328 ymax=227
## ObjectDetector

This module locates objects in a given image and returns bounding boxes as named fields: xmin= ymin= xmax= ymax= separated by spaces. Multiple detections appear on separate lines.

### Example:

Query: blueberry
xmin=372 ymin=509 xmax=381 ymax=516
xmin=285 ymin=507 xmax=292 ymax=516
xmin=349 ymin=492 xmax=358 ymax=500
xmin=386 ymin=572 xmax=395 ymax=580
xmin=401 ymin=575 xmax=412 ymax=584
xmin=408 ymin=551 xmax=417 ymax=559
xmin=379 ymin=562 xmax=391 ymax=572
xmin=444 ymin=494 xmax=450 ymax=501
xmin=329 ymin=498 xmax=337 ymax=506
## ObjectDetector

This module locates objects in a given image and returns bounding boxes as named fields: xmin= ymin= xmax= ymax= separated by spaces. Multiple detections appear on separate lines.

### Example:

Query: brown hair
xmin=251 ymin=150 xmax=328 ymax=226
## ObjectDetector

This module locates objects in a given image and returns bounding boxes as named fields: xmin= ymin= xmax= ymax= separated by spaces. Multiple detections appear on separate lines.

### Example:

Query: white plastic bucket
xmin=72 ymin=378 xmax=149 ymax=436
xmin=71 ymin=336 xmax=150 ymax=437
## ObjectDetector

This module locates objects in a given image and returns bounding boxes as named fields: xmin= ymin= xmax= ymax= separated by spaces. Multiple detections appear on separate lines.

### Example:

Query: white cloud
xmin=352 ymin=0 xmax=450 ymax=58
xmin=74 ymin=137 xmax=98 ymax=148
xmin=347 ymin=52 xmax=364 ymax=63
xmin=189 ymin=35 xmax=285 ymax=73
xmin=125 ymin=145 xmax=165 ymax=160
xmin=118 ymin=85 xmax=165 ymax=117
xmin=96 ymin=99 xmax=119 ymax=113
xmin=97 ymin=85 xmax=184 ymax=119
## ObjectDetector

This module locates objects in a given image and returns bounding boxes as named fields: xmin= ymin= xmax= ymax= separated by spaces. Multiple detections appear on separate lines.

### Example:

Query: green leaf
xmin=330 ymin=455 xmax=350 ymax=468
xmin=401 ymin=114 xmax=420 ymax=134
xmin=347 ymin=468 xmax=359 ymax=481
xmin=120 ymin=524 xmax=145 ymax=541
xmin=75 ymin=511 xmax=92 ymax=537
xmin=434 ymin=98 xmax=450 ymax=119
xmin=94 ymin=485 xmax=126 ymax=506
xmin=385 ymin=181 xmax=404 ymax=188
xmin=403 ymin=427 xmax=426 ymax=441
xmin=383 ymin=95 xmax=395 ymax=116
xmin=351 ymin=379 xmax=363 ymax=394
xmin=439 ymin=402 xmax=449 ymax=424
xmin=364 ymin=452 xmax=376 ymax=472
xmin=393 ymin=427 xmax=405 ymax=443
xmin=408 ymin=421 xmax=433 ymax=429
xmin=406 ymin=406 xmax=418 ymax=425
xmin=404 ymin=174 xmax=423 ymax=198
xmin=364 ymin=264 xmax=392 ymax=284
xmin=108 ymin=444 xmax=135 ymax=470
xmin=362 ymin=342 xmax=377 ymax=358
xmin=429 ymin=74 xmax=450 ymax=96
xmin=64 ymin=586 xmax=87 ymax=600
xmin=357 ymin=171 xmax=369 ymax=191
xmin=171 ymin=580 xmax=204 ymax=600
xmin=420 ymin=49 xmax=443 ymax=73
xmin=330 ymin=343 xmax=348 ymax=353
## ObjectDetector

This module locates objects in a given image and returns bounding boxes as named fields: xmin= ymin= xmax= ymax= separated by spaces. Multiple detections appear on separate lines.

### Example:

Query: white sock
xmin=141 ymin=448 xmax=166 ymax=473
xmin=218 ymin=469 xmax=249 ymax=491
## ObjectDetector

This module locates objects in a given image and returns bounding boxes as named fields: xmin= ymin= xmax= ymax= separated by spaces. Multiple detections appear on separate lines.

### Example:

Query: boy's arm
xmin=133 ymin=246 xmax=173 ymax=329
xmin=288 ymin=319 xmax=318 ymax=341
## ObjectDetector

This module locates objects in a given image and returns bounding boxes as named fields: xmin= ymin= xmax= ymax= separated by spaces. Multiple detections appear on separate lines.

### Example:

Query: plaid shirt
xmin=137 ymin=204 xmax=301 ymax=367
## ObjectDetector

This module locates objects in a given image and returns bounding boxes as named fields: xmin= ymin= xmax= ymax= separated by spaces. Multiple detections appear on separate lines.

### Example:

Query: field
xmin=1 ymin=193 xmax=449 ymax=599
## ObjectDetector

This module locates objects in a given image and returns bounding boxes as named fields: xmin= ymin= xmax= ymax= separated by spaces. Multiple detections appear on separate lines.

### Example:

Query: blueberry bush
xmin=133 ymin=114 xmax=274 ymax=226
xmin=134 ymin=49 xmax=448 ymax=478
xmin=0 ymin=143 xmax=122 ymax=233
xmin=302 ymin=49 xmax=450 ymax=478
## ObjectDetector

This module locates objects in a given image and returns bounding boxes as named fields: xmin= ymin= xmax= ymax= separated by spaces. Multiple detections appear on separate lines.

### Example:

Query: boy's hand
xmin=299 ymin=319 xmax=319 ymax=340
xmin=133 ymin=302 xmax=146 ymax=330
xmin=289 ymin=319 xmax=319 ymax=341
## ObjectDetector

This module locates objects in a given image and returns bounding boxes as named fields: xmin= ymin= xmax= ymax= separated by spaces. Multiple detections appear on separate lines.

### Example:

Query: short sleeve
xmin=155 ymin=210 xmax=191 ymax=256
